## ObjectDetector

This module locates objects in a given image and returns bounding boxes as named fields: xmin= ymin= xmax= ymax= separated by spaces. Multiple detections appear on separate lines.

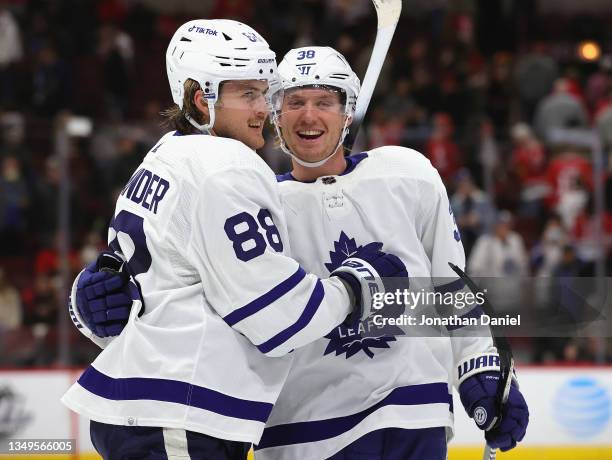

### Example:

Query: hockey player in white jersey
xmin=61 ymin=23 xmax=408 ymax=460
xmin=71 ymin=44 xmax=529 ymax=459
xmin=252 ymin=46 xmax=529 ymax=460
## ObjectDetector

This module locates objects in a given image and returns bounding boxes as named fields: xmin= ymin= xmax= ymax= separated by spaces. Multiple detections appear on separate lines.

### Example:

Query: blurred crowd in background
xmin=1 ymin=0 xmax=612 ymax=367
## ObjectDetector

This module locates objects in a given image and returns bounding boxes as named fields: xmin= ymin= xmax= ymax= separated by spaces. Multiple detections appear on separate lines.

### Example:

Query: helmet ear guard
xmin=185 ymin=93 xmax=216 ymax=135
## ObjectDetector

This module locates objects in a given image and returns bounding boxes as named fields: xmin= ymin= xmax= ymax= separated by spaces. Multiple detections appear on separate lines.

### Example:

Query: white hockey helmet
xmin=272 ymin=46 xmax=361 ymax=168
xmin=166 ymin=19 xmax=280 ymax=133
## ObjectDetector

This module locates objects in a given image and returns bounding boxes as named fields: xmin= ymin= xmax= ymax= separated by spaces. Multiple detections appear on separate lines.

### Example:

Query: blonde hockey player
xmin=253 ymin=46 xmax=529 ymax=460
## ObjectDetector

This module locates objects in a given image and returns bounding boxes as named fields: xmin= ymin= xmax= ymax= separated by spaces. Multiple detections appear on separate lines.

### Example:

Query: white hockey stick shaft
xmin=346 ymin=0 xmax=402 ymax=153
xmin=484 ymin=443 xmax=496 ymax=460
xmin=483 ymin=357 xmax=515 ymax=460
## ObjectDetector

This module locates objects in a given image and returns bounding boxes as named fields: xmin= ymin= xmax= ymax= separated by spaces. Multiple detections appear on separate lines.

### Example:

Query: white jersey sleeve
xmin=417 ymin=163 xmax=496 ymax=387
xmin=188 ymin=160 xmax=351 ymax=357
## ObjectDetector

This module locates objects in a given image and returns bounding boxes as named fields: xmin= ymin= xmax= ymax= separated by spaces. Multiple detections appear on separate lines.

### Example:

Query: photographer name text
xmin=372 ymin=313 xmax=521 ymax=327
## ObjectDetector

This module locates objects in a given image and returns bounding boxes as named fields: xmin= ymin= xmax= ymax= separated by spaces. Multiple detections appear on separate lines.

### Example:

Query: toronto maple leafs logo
xmin=324 ymin=325 xmax=398 ymax=359
xmin=324 ymin=231 xmax=362 ymax=272
xmin=323 ymin=231 xmax=404 ymax=359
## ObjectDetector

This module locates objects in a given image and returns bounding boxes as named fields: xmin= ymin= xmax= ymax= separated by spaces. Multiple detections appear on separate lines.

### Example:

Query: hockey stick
xmin=448 ymin=263 xmax=515 ymax=460
xmin=345 ymin=0 xmax=402 ymax=153
xmin=483 ymin=364 xmax=514 ymax=460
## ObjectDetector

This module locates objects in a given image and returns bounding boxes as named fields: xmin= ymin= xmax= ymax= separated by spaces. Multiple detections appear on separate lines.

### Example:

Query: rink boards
xmin=0 ymin=367 xmax=611 ymax=459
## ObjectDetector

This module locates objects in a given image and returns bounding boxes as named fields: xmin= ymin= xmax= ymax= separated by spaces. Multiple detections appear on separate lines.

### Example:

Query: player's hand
xmin=330 ymin=242 xmax=407 ymax=325
xmin=74 ymin=251 xmax=136 ymax=338
xmin=459 ymin=372 xmax=529 ymax=451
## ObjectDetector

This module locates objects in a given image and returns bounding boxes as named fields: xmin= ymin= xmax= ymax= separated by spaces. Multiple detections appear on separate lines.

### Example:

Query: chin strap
xmin=184 ymin=98 xmax=216 ymax=134
xmin=274 ymin=113 xmax=352 ymax=168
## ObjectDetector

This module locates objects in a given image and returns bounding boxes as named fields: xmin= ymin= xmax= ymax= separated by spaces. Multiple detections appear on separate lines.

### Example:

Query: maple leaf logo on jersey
xmin=323 ymin=231 xmax=403 ymax=359
xmin=324 ymin=231 xmax=362 ymax=272
xmin=324 ymin=327 xmax=398 ymax=359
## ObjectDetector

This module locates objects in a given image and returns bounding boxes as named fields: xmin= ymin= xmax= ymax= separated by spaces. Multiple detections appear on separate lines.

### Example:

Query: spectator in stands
xmin=367 ymin=106 xmax=404 ymax=149
xmin=510 ymin=122 xmax=549 ymax=216
xmin=0 ymin=112 xmax=27 ymax=159
xmin=22 ymin=272 xmax=58 ymax=327
xmin=209 ymin=0 xmax=255 ymax=21
xmin=477 ymin=118 xmax=499 ymax=198
xmin=545 ymin=150 xmax=592 ymax=212
xmin=468 ymin=211 xmax=529 ymax=311
xmin=425 ymin=112 xmax=462 ymax=184
xmin=382 ymin=77 xmax=416 ymax=124
xmin=451 ymin=168 xmax=496 ymax=257
xmin=594 ymin=95 xmax=612 ymax=166
xmin=556 ymin=176 xmax=589 ymax=232
xmin=469 ymin=211 xmax=529 ymax=277
xmin=98 ymin=23 xmax=134 ymax=120
xmin=325 ymin=0 xmax=371 ymax=27
xmin=511 ymin=123 xmax=547 ymax=186
xmin=0 ymin=156 xmax=29 ymax=256
xmin=514 ymin=41 xmax=559 ymax=122
xmin=572 ymin=196 xmax=612 ymax=263
xmin=138 ymin=99 xmax=166 ymax=147
xmin=31 ymin=41 xmax=71 ymax=116
xmin=585 ymin=56 xmax=612 ymax=117
xmin=411 ymin=65 xmax=441 ymax=116
xmin=485 ymin=52 xmax=513 ymax=134
xmin=79 ymin=230 xmax=104 ymax=266
xmin=530 ymin=214 xmax=569 ymax=332
xmin=106 ymin=132 xmax=148 ymax=196
xmin=32 ymin=156 xmax=61 ymax=244
xmin=439 ymin=73 xmax=469 ymax=130
xmin=0 ymin=1 xmax=23 ymax=108
xmin=552 ymin=243 xmax=585 ymax=278
xmin=534 ymin=78 xmax=589 ymax=145
xmin=0 ymin=267 xmax=21 ymax=331
xmin=531 ymin=214 xmax=569 ymax=277
xmin=33 ymin=231 xmax=80 ymax=277
xmin=544 ymin=244 xmax=594 ymax=346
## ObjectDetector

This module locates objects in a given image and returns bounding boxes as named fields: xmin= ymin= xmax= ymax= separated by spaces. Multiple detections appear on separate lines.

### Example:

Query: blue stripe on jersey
xmin=446 ymin=305 xmax=485 ymax=331
xmin=257 ymin=280 xmax=325 ymax=354
xmin=172 ymin=131 xmax=205 ymax=136
xmin=255 ymin=382 xmax=452 ymax=449
xmin=276 ymin=172 xmax=301 ymax=182
xmin=224 ymin=267 xmax=307 ymax=326
xmin=275 ymin=153 xmax=368 ymax=183
xmin=78 ymin=366 xmax=274 ymax=423
xmin=341 ymin=152 xmax=368 ymax=175
xmin=434 ymin=278 xmax=465 ymax=294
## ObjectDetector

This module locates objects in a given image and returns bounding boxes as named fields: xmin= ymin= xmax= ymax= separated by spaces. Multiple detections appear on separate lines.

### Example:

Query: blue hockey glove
xmin=330 ymin=242 xmax=408 ymax=325
xmin=459 ymin=371 xmax=529 ymax=451
xmin=69 ymin=251 xmax=139 ymax=347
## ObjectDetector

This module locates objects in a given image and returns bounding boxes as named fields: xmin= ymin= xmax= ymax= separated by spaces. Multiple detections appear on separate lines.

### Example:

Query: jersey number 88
xmin=224 ymin=209 xmax=283 ymax=262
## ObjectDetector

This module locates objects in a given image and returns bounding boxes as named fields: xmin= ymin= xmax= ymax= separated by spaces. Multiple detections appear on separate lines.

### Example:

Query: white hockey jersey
xmin=61 ymin=132 xmax=352 ymax=443
xmin=255 ymin=146 xmax=495 ymax=460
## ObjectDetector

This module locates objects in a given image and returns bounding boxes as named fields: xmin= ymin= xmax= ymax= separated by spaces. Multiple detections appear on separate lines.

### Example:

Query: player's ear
xmin=346 ymin=114 xmax=353 ymax=127
xmin=193 ymin=89 xmax=210 ymax=123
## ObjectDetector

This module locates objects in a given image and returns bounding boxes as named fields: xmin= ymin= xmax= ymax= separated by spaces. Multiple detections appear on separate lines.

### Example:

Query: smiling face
xmin=277 ymin=87 xmax=349 ymax=164
xmin=211 ymin=79 xmax=270 ymax=150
